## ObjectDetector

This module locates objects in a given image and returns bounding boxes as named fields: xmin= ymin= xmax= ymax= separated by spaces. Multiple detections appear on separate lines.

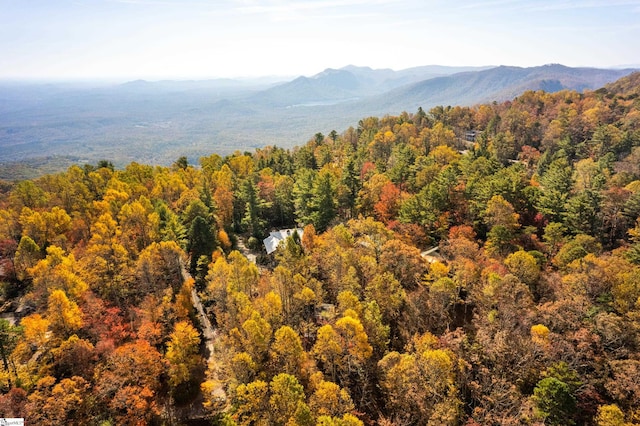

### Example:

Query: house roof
xmin=263 ymin=228 xmax=304 ymax=254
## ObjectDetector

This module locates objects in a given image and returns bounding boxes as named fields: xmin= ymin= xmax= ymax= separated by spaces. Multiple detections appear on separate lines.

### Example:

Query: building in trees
xmin=263 ymin=228 xmax=304 ymax=255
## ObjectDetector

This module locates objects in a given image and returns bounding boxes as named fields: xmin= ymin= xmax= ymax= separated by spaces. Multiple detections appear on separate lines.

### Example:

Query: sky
xmin=1 ymin=0 xmax=639 ymax=81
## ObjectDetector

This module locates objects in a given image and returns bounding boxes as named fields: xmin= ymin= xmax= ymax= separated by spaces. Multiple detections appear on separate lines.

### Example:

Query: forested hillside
xmin=1 ymin=72 xmax=640 ymax=425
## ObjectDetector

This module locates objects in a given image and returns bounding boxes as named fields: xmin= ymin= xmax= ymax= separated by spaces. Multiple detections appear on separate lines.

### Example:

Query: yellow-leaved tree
xmin=378 ymin=332 xmax=461 ymax=425
xmin=30 ymin=246 xmax=88 ymax=304
xmin=166 ymin=320 xmax=201 ymax=390
xmin=46 ymin=289 xmax=83 ymax=338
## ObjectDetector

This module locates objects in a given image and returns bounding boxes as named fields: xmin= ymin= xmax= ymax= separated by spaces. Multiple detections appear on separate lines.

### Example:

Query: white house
xmin=263 ymin=228 xmax=304 ymax=254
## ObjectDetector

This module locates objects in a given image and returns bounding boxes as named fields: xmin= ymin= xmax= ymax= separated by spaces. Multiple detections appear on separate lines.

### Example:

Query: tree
xmin=13 ymin=235 xmax=41 ymax=281
xmin=536 ymin=157 xmax=573 ymax=222
xmin=118 ymin=198 xmax=160 ymax=254
xmin=25 ymin=376 xmax=90 ymax=425
xmin=530 ymin=324 xmax=551 ymax=347
xmin=313 ymin=325 xmax=343 ymax=382
xmin=46 ymin=289 xmax=83 ymax=337
xmin=373 ymin=182 xmax=403 ymax=223
xmin=301 ymin=223 xmax=317 ymax=253
xmin=187 ymin=215 xmax=216 ymax=272
xmin=357 ymin=172 xmax=390 ymax=218
xmin=269 ymin=266 xmax=299 ymax=323
xmin=309 ymin=380 xmax=355 ymax=418
xmin=329 ymin=313 xmax=374 ymax=402
xmin=601 ymin=187 xmax=631 ymax=246
xmin=10 ymin=180 xmax=48 ymax=209
xmin=364 ymin=272 xmax=405 ymax=323
xmin=273 ymin=174 xmax=296 ymax=226
xmin=200 ymin=153 xmax=223 ymax=174
xmin=484 ymin=194 xmax=520 ymax=230
xmin=81 ymin=212 xmax=132 ymax=304
xmin=233 ymin=380 xmax=270 ymax=425
xmin=95 ymin=339 xmax=164 ymax=408
xmin=532 ymin=377 xmax=577 ymax=425
xmin=504 ymin=250 xmax=540 ymax=286
xmin=564 ymin=189 xmax=602 ymax=236
xmin=19 ymin=206 xmax=71 ymax=249
xmin=20 ymin=313 xmax=50 ymax=349
xmin=270 ymin=325 xmax=306 ymax=377
xmin=240 ymin=178 xmax=269 ymax=238
xmin=387 ymin=143 xmax=417 ymax=189
xmin=214 ymin=185 xmax=235 ymax=229
xmin=368 ymin=128 xmax=395 ymax=167
xmin=0 ymin=319 xmax=20 ymax=384
xmin=335 ymin=314 xmax=372 ymax=368
xmin=399 ymin=165 xmax=458 ymax=240
xmin=0 ymin=387 xmax=27 ymax=419
xmin=553 ymin=234 xmax=601 ymax=268
xmin=378 ymin=333 xmax=461 ymax=425
xmin=611 ymin=266 xmax=640 ymax=314
xmin=311 ymin=169 xmax=337 ymax=233
xmin=484 ymin=195 xmax=520 ymax=257
xmin=269 ymin=373 xmax=308 ymax=425
xmin=340 ymin=157 xmax=360 ymax=218
xmin=174 ymin=156 xmax=189 ymax=170
xmin=182 ymin=198 xmax=211 ymax=230
xmin=361 ymin=300 xmax=390 ymax=358
xmin=51 ymin=334 xmax=95 ymax=379
xmin=429 ymin=145 xmax=460 ymax=166
xmin=241 ymin=311 xmax=273 ymax=366
xmin=205 ymin=251 xmax=259 ymax=330
xmin=425 ymin=119 xmax=456 ymax=146
xmin=379 ymin=239 xmax=427 ymax=289
xmin=134 ymin=240 xmax=184 ymax=297
xmin=166 ymin=320 xmax=201 ymax=390
xmin=605 ymin=360 xmax=640 ymax=412
xmin=109 ymin=384 xmax=160 ymax=426
xmin=595 ymin=405 xmax=626 ymax=426
xmin=293 ymin=168 xmax=317 ymax=225
xmin=30 ymin=245 xmax=88 ymax=303
xmin=543 ymin=222 xmax=566 ymax=255
xmin=490 ymin=131 xmax=517 ymax=164
xmin=0 ymin=239 xmax=18 ymax=285
xmin=425 ymin=276 xmax=459 ymax=333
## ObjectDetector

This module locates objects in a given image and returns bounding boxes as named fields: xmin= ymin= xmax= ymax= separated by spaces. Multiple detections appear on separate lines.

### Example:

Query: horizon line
xmin=1 ymin=62 xmax=639 ymax=84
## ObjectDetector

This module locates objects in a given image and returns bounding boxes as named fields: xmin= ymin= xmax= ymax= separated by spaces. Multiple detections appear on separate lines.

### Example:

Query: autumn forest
xmin=1 ymin=72 xmax=640 ymax=425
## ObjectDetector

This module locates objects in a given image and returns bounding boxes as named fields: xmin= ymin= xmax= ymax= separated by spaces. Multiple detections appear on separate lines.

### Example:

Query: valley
xmin=1 ymin=64 xmax=636 ymax=179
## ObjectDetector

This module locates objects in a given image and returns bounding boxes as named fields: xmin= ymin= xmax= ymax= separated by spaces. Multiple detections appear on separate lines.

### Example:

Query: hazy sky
xmin=1 ymin=0 xmax=639 ymax=80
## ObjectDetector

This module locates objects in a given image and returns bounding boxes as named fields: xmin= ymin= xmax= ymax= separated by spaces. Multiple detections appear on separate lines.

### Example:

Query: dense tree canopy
xmin=0 ymin=72 xmax=640 ymax=424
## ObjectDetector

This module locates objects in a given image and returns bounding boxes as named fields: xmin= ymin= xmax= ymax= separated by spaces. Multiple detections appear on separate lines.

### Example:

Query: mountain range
xmin=0 ymin=64 xmax=637 ymax=178
xmin=258 ymin=64 xmax=634 ymax=111
xmin=250 ymin=65 xmax=494 ymax=106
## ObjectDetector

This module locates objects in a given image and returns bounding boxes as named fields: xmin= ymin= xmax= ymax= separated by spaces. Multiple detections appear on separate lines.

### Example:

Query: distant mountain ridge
xmin=246 ymin=64 xmax=636 ymax=111
xmin=0 ymin=64 xmax=638 ymax=174
xmin=251 ymin=64 xmax=495 ymax=106
xmin=251 ymin=71 xmax=362 ymax=106
xmin=358 ymin=64 xmax=637 ymax=113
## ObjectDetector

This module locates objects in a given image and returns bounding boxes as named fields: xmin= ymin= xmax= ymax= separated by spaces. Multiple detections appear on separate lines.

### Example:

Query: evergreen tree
xmin=536 ymin=157 xmax=573 ymax=222
xmin=311 ymin=170 xmax=337 ymax=233
xmin=340 ymin=156 xmax=360 ymax=218
xmin=293 ymin=168 xmax=317 ymax=225
xmin=564 ymin=189 xmax=603 ymax=236
xmin=187 ymin=215 xmax=216 ymax=272
xmin=240 ymin=178 xmax=269 ymax=238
